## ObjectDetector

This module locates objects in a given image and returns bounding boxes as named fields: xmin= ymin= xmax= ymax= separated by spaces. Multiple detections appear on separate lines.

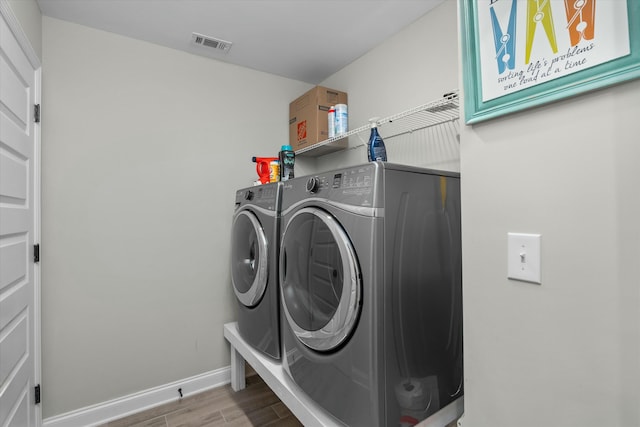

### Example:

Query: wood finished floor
xmin=101 ymin=372 xmax=302 ymax=427
xmin=101 ymin=370 xmax=459 ymax=427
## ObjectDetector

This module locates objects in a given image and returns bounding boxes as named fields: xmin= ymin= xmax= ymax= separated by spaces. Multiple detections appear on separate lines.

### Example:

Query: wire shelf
xmin=295 ymin=90 xmax=460 ymax=155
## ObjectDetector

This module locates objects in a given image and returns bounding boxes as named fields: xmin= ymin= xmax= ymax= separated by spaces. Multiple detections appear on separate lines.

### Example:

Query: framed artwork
xmin=460 ymin=0 xmax=640 ymax=124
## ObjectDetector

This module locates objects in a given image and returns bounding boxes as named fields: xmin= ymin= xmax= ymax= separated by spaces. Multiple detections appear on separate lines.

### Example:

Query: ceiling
xmin=36 ymin=0 xmax=445 ymax=84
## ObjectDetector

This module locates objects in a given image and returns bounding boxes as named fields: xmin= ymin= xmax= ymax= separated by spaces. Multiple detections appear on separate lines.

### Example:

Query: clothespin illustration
xmin=564 ymin=0 xmax=595 ymax=46
xmin=490 ymin=0 xmax=517 ymax=74
xmin=525 ymin=0 xmax=559 ymax=64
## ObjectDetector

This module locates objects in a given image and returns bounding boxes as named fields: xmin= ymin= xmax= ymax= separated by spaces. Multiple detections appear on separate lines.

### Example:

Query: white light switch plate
xmin=508 ymin=233 xmax=541 ymax=284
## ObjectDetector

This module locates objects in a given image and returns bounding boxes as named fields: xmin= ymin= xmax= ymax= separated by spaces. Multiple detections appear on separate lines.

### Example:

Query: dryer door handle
xmin=280 ymin=249 xmax=287 ymax=284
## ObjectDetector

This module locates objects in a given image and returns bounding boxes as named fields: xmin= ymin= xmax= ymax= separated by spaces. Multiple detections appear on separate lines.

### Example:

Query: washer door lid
xmin=231 ymin=210 xmax=269 ymax=307
xmin=280 ymin=207 xmax=361 ymax=352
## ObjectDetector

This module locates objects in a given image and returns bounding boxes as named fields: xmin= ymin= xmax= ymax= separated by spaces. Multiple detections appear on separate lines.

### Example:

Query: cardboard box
xmin=289 ymin=86 xmax=348 ymax=156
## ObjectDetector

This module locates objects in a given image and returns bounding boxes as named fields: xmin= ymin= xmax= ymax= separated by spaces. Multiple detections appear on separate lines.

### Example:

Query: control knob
xmin=306 ymin=177 xmax=320 ymax=193
xmin=244 ymin=190 xmax=254 ymax=200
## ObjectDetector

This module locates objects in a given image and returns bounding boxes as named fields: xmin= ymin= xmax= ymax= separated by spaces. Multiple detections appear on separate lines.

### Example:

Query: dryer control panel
xmin=283 ymin=163 xmax=380 ymax=209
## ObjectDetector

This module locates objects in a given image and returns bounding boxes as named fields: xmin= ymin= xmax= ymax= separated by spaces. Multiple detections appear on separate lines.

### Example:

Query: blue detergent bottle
xmin=368 ymin=119 xmax=387 ymax=162
xmin=279 ymin=145 xmax=295 ymax=181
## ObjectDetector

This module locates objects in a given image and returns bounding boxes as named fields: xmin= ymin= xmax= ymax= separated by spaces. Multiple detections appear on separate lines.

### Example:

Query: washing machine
xmin=230 ymin=182 xmax=281 ymax=359
xmin=279 ymin=162 xmax=463 ymax=426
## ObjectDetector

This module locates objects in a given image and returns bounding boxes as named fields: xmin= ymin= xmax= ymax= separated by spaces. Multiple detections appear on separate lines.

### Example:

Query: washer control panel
xmin=235 ymin=183 xmax=280 ymax=211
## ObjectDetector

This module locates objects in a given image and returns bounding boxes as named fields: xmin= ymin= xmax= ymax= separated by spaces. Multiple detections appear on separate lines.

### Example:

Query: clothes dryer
xmin=279 ymin=162 xmax=462 ymax=426
xmin=231 ymin=182 xmax=281 ymax=359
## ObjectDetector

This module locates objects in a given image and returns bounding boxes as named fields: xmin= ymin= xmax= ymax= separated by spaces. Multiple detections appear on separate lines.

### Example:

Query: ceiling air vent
xmin=191 ymin=32 xmax=232 ymax=53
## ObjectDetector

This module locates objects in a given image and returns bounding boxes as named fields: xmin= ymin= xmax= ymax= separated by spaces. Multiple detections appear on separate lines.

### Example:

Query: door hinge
xmin=34 ymin=104 xmax=40 ymax=123
xmin=34 ymin=244 xmax=40 ymax=263
xmin=34 ymin=384 xmax=41 ymax=404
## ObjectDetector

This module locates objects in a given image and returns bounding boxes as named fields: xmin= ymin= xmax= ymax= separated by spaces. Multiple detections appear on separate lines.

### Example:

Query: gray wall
xmin=41 ymin=16 xmax=309 ymax=417
xmin=460 ymin=80 xmax=640 ymax=425
xmin=316 ymin=2 xmax=459 ymax=173
xmin=458 ymin=7 xmax=640 ymax=427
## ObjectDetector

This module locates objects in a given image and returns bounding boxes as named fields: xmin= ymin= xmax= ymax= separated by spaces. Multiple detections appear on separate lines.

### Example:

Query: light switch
xmin=507 ymin=233 xmax=541 ymax=284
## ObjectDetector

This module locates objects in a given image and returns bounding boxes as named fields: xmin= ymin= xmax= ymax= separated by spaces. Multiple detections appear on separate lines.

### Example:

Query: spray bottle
xmin=367 ymin=118 xmax=387 ymax=162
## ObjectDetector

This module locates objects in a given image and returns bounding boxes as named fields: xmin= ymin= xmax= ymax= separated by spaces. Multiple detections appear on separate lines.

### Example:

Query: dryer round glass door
xmin=231 ymin=210 xmax=268 ymax=307
xmin=280 ymin=207 xmax=361 ymax=352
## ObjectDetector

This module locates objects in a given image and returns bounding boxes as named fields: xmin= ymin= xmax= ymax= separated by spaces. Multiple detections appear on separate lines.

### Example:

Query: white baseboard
xmin=43 ymin=366 xmax=231 ymax=427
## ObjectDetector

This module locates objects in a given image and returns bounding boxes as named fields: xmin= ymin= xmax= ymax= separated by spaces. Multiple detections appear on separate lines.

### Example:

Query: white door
xmin=0 ymin=4 xmax=41 ymax=427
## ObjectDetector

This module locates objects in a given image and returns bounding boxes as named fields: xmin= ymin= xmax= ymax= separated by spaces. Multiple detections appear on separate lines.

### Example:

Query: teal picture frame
xmin=460 ymin=0 xmax=640 ymax=124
